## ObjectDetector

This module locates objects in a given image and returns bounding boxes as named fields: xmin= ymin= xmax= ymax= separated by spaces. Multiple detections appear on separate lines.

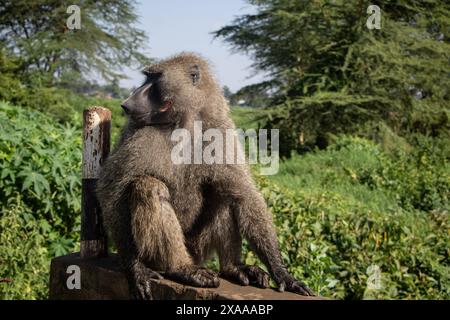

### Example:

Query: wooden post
xmin=81 ymin=107 xmax=110 ymax=258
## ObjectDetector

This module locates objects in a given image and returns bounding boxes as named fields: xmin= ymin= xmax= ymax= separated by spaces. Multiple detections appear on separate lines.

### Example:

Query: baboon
xmin=96 ymin=52 xmax=314 ymax=299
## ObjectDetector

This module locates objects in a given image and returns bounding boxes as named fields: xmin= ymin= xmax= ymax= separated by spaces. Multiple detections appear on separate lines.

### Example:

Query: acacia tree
xmin=215 ymin=0 xmax=450 ymax=153
xmin=0 ymin=0 xmax=149 ymax=85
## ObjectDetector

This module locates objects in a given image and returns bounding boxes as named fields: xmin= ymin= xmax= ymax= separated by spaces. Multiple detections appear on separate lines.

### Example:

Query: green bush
xmin=254 ymin=178 xmax=449 ymax=299
xmin=1 ymin=102 xmax=448 ymax=300
xmin=375 ymin=136 xmax=449 ymax=212
xmin=0 ymin=102 xmax=81 ymax=299
xmin=254 ymin=136 xmax=449 ymax=299
xmin=0 ymin=196 xmax=49 ymax=299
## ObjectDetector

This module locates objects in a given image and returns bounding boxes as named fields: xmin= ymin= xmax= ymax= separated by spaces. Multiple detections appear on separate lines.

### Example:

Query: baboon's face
xmin=121 ymin=63 xmax=202 ymax=127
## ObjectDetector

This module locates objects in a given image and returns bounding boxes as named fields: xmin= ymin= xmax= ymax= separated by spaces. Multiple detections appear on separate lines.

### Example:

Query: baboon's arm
xmin=215 ymin=168 xmax=315 ymax=295
xmin=229 ymin=181 xmax=284 ymax=274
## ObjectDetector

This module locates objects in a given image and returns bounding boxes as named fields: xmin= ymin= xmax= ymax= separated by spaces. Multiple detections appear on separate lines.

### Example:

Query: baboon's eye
xmin=190 ymin=65 xmax=200 ymax=85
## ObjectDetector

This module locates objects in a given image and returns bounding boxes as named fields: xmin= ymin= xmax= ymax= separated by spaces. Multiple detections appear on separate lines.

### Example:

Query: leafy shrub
xmin=256 ymin=178 xmax=449 ymax=299
xmin=0 ymin=102 xmax=82 ymax=299
xmin=271 ymin=136 xmax=449 ymax=213
xmin=0 ymin=196 xmax=49 ymax=299
xmin=254 ymin=136 xmax=449 ymax=299
xmin=1 ymin=103 xmax=448 ymax=300
xmin=375 ymin=136 xmax=449 ymax=212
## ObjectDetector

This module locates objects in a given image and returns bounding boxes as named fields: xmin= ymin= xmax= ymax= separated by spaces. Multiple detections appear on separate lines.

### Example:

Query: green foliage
xmin=230 ymin=106 xmax=267 ymax=131
xmin=248 ymin=136 xmax=449 ymax=299
xmin=0 ymin=0 xmax=149 ymax=84
xmin=0 ymin=196 xmax=49 ymax=299
xmin=270 ymin=135 xmax=449 ymax=215
xmin=0 ymin=102 xmax=82 ymax=299
xmin=215 ymin=0 xmax=450 ymax=154
xmin=0 ymin=102 xmax=82 ymax=238
xmin=1 ymin=101 xmax=448 ymax=299
xmin=0 ymin=50 xmax=26 ymax=105
xmin=373 ymin=136 xmax=450 ymax=212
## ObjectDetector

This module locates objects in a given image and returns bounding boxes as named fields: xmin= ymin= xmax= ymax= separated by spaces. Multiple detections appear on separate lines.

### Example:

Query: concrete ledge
xmin=49 ymin=253 xmax=322 ymax=300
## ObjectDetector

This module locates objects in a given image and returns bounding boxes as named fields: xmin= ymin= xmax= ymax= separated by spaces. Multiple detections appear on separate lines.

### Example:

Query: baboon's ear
xmin=190 ymin=65 xmax=200 ymax=85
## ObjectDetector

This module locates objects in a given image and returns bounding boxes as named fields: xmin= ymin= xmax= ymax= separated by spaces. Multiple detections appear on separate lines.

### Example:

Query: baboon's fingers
xmin=242 ymin=265 xmax=270 ymax=288
xmin=202 ymin=267 xmax=220 ymax=278
xmin=255 ymin=270 xmax=270 ymax=289
xmin=189 ymin=268 xmax=220 ymax=288
xmin=166 ymin=266 xmax=220 ymax=288
xmin=220 ymin=266 xmax=249 ymax=286
xmin=290 ymin=281 xmax=315 ymax=296
xmin=236 ymin=270 xmax=251 ymax=286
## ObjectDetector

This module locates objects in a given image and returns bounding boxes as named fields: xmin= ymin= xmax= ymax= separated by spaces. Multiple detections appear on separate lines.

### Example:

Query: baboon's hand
xmin=220 ymin=264 xmax=270 ymax=288
xmin=272 ymin=267 xmax=315 ymax=296
xmin=165 ymin=265 xmax=220 ymax=288
xmin=129 ymin=266 xmax=163 ymax=300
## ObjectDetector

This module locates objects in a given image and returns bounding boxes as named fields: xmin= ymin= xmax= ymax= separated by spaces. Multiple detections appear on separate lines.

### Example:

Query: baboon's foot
xmin=220 ymin=264 xmax=270 ymax=288
xmin=272 ymin=266 xmax=315 ymax=296
xmin=128 ymin=265 xmax=163 ymax=300
xmin=165 ymin=265 xmax=220 ymax=288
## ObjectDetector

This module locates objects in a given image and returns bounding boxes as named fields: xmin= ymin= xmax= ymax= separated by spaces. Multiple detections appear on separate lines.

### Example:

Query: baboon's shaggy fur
xmin=96 ymin=53 xmax=313 ymax=299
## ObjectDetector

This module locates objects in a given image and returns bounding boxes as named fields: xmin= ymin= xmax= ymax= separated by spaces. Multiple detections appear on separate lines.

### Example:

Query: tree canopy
xmin=0 ymin=0 xmax=149 ymax=85
xmin=215 ymin=0 xmax=450 ymax=153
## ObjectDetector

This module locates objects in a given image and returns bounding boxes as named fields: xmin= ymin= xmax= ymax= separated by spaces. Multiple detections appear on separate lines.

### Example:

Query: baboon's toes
xmin=132 ymin=279 xmax=153 ymax=300
xmin=131 ymin=269 xmax=162 ymax=300
xmin=290 ymin=280 xmax=315 ymax=296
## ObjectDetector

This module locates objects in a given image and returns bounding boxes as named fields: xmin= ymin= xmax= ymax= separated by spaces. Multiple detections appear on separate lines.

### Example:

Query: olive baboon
xmin=96 ymin=53 xmax=314 ymax=299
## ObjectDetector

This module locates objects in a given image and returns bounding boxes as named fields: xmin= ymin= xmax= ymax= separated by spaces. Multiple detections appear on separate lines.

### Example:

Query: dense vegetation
xmin=1 ymin=104 xmax=448 ymax=299
xmin=258 ymin=137 xmax=449 ymax=299
xmin=216 ymin=0 xmax=450 ymax=154
xmin=221 ymin=1 xmax=449 ymax=299
xmin=0 ymin=0 xmax=448 ymax=300
xmin=0 ymin=102 xmax=82 ymax=299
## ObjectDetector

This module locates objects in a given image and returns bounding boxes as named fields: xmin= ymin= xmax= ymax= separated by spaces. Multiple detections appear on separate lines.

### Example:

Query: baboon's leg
xmin=130 ymin=176 xmax=192 ymax=270
xmin=127 ymin=176 xmax=219 ymax=299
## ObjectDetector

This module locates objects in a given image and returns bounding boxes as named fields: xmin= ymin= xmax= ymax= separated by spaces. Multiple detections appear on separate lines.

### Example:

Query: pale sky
xmin=119 ymin=0 xmax=265 ymax=92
